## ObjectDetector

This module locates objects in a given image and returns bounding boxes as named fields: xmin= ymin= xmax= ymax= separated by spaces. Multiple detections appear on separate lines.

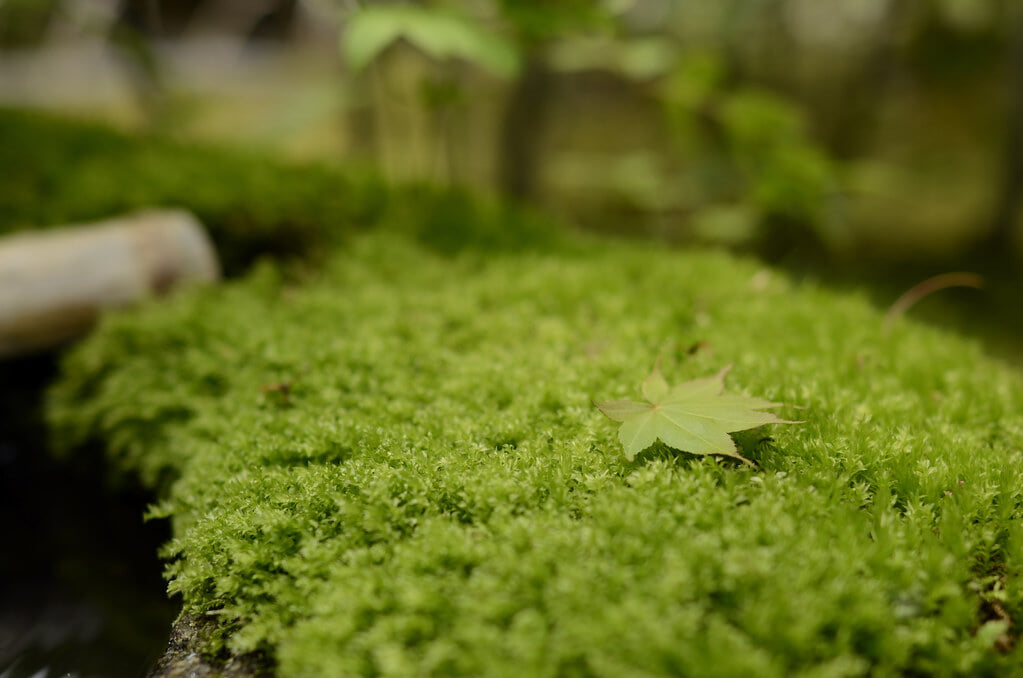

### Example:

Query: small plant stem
xmin=883 ymin=272 xmax=985 ymax=331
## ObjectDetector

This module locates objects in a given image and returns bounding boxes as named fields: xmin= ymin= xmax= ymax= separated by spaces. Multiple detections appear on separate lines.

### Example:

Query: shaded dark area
xmin=986 ymin=5 xmax=1023 ymax=258
xmin=0 ymin=353 xmax=177 ymax=678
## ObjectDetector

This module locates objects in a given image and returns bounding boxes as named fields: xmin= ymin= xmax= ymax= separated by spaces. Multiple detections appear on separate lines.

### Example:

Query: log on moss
xmin=0 ymin=209 xmax=218 ymax=358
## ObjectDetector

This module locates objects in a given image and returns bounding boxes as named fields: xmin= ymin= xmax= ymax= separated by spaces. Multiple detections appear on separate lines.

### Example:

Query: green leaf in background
xmin=342 ymin=4 xmax=521 ymax=78
xmin=596 ymin=364 xmax=798 ymax=464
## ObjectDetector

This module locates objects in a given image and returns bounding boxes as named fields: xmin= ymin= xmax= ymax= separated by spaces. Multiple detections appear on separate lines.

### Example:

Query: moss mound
xmin=0 ymin=109 xmax=558 ymax=272
xmin=47 ymin=229 xmax=1023 ymax=676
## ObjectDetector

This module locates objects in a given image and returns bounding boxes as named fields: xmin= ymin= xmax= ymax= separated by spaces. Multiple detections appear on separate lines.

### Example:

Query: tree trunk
xmin=498 ymin=52 xmax=555 ymax=201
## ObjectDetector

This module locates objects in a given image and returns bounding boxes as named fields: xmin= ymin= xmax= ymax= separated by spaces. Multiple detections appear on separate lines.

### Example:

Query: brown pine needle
xmin=883 ymin=272 xmax=985 ymax=331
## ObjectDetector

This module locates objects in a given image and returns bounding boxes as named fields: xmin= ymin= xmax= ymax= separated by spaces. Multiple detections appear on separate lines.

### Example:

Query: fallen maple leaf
xmin=596 ymin=363 xmax=798 ymax=465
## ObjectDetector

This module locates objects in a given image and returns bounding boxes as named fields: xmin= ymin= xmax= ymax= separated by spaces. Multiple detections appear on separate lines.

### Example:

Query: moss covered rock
xmin=49 ymin=228 xmax=1023 ymax=676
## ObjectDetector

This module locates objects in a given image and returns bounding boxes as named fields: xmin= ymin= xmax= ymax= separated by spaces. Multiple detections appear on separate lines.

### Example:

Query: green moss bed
xmin=47 ymin=224 xmax=1023 ymax=676
xmin=0 ymin=108 xmax=557 ymax=272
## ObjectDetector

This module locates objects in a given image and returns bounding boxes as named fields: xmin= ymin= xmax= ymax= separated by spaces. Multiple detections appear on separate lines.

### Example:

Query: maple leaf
xmin=595 ymin=363 xmax=798 ymax=465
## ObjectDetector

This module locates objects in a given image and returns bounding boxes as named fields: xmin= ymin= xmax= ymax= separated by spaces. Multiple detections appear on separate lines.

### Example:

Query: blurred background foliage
xmin=1 ymin=0 xmax=1022 ymax=268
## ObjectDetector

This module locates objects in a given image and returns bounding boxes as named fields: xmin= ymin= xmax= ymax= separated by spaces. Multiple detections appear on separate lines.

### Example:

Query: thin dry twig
xmin=883 ymin=272 xmax=985 ymax=332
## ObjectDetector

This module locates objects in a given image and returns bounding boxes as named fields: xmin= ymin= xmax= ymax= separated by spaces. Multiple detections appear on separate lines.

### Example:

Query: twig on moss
xmin=883 ymin=272 xmax=985 ymax=332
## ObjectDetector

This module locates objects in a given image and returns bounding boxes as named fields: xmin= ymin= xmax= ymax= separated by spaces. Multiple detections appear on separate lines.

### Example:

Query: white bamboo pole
xmin=0 ymin=209 xmax=220 ymax=358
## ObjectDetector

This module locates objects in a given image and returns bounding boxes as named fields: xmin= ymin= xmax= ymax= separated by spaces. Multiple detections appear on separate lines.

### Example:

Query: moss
xmin=0 ymin=109 xmax=560 ymax=272
xmin=46 ymin=228 xmax=1023 ymax=676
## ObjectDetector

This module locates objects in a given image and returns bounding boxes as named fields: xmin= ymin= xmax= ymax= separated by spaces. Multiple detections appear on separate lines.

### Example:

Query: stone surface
xmin=147 ymin=615 xmax=271 ymax=678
